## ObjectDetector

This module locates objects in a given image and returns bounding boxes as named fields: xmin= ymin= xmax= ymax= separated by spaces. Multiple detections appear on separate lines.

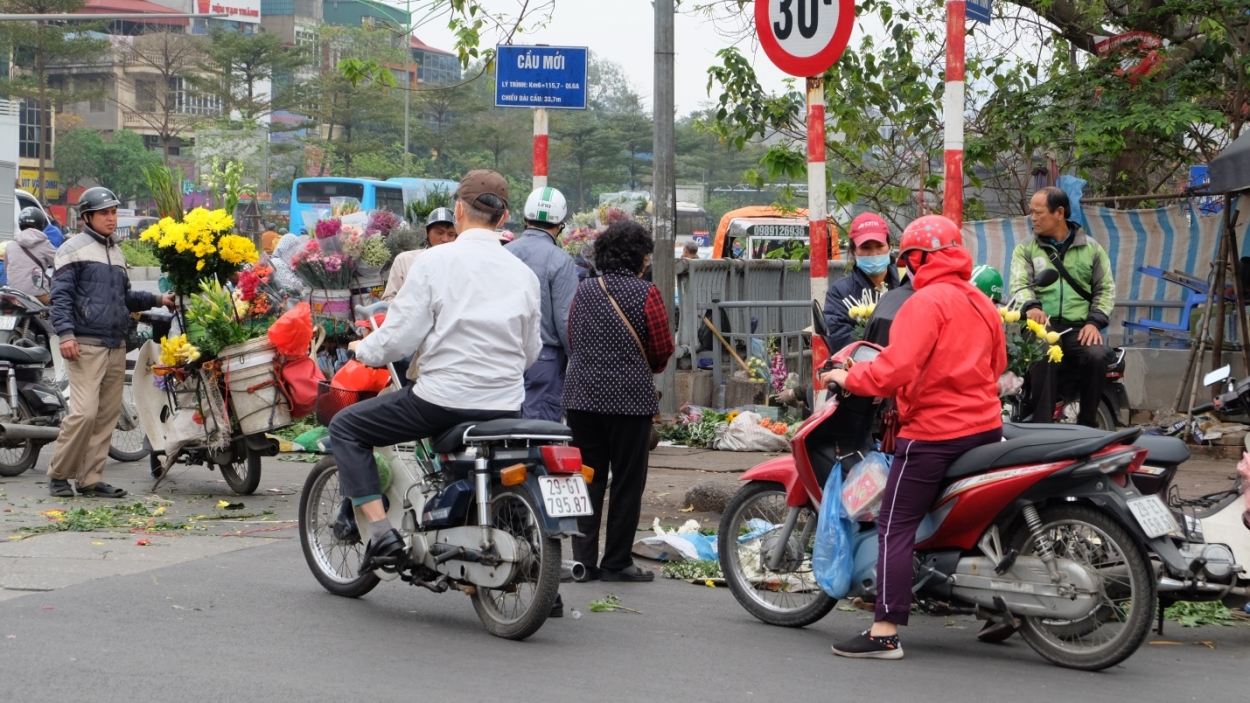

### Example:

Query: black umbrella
xmin=1209 ymin=130 xmax=1250 ymax=194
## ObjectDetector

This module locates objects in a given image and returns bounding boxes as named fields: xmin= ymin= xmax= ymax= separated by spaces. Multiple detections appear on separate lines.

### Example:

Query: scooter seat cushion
xmin=430 ymin=419 xmax=572 ymax=454
xmin=1001 ymin=422 xmax=1189 ymax=467
xmin=0 ymin=343 xmax=50 ymax=365
xmin=946 ymin=431 xmax=1108 ymax=480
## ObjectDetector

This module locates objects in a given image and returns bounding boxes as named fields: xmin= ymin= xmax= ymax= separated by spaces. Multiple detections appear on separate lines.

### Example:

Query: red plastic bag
xmin=331 ymin=359 xmax=391 ymax=393
xmin=269 ymin=302 xmax=314 ymax=356
xmin=280 ymin=355 xmax=324 ymax=419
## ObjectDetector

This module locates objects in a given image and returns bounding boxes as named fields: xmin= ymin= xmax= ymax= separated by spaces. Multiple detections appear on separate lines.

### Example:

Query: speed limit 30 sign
xmin=755 ymin=0 xmax=855 ymax=77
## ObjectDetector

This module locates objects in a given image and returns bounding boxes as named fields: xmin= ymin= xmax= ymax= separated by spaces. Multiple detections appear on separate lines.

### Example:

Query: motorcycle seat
xmin=0 ymin=344 xmax=50 ymax=365
xmin=946 ymin=431 xmax=1120 ymax=480
xmin=430 ymin=419 xmax=573 ymax=454
xmin=1002 ymin=422 xmax=1189 ymax=466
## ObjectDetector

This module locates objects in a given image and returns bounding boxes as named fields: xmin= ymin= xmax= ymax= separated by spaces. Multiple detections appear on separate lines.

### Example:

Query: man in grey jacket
xmin=506 ymin=187 xmax=578 ymax=422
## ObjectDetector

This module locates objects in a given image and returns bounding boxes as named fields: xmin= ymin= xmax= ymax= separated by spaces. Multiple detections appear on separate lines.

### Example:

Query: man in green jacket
xmin=1009 ymin=187 xmax=1116 ymax=427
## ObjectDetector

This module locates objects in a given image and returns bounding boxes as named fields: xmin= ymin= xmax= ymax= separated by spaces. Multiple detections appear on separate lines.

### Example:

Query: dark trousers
xmin=330 ymin=389 xmax=516 ymax=499
xmin=1024 ymin=330 xmax=1107 ymax=427
xmin=876 ymin=427 xmax=1002 ymax=625
xmin=521 ymin=346 xmax=566 ymax=422
xmin=567 ymin=409 xmax=652 ymax=571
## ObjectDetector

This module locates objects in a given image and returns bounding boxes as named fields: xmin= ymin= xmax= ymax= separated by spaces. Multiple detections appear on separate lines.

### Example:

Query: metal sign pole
xmin=806 ymin=77 xmax=829 ymax=304
xmin=533 ymin=108 xmax=548 ymax=189
xmin=943 ymin=0 xmax=966 ymax=226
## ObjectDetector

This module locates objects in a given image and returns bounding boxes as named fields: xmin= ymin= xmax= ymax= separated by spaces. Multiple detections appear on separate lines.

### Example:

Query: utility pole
xmin=533 ymin=107 xmax=548 ymax=188
xmin=943 ymin=0 xmax=966 ymax=225
xmin=653 ymin=0 xmax=676 ymax=417
xmin=403 ymin=0 xmax=413 ymax=176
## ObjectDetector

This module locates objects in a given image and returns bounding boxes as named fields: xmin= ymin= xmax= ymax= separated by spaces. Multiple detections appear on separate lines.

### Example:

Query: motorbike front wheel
xmin=1010 ymin=504 xmax=1156 ymax=671
xmin=471 ymin=486 xmax=561 ymax=641
xmin=299 ymin=456 xmax=380 ymax=598
xmin=109 ymin=381 xmax=151 ymax=463
xmin=0 ymin=396 xmax=40 ymax=477
xmin=718 ymin=481 xmax=835 ymax=627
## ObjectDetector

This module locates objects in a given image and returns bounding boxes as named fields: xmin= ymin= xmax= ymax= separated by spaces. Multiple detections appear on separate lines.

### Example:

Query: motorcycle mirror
xmin=811 ymin=300 xmax=829 ymax=338
xmin=1034 ymin=268 xmax=1060 ymax=288
xmin=1204 ymin=365 xmax=1232 ymax=387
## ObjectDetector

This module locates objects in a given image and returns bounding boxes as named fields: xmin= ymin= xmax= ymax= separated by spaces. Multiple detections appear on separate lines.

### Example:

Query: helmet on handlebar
xmin=19 ymin=207 xmax=48 ymax=232
xmin=971 ymin=265 xmax=1004 ymax=302
xmin=898 ymin=215 xmax=962 ymax=273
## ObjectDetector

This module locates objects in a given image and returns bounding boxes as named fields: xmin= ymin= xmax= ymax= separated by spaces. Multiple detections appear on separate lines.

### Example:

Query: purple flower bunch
xmin=769 ymin=350 xmax=788 ymax=393
xmin=368 ymin=210 xmax=401 ymax=235
xmin=315 ymin=218 xmax=342 ymax=240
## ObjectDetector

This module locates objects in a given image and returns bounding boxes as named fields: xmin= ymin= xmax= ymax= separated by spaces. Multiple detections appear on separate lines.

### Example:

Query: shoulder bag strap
xmin=1043 ymin=246 xmax=1094 ymax=303
xmin=598 ymin=276 xmax=648 ymax=362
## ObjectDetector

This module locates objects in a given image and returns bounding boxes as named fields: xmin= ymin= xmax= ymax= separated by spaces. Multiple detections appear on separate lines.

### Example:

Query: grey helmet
xmin=78 ymin=186 xmax=121 ymax=216
xmin=425 ymin=207 xmax=455 ymax=231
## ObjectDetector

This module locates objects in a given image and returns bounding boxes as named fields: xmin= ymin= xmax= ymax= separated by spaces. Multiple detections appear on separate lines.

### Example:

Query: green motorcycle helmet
xmin=971 ymin=264 xmax=1004 ymax=303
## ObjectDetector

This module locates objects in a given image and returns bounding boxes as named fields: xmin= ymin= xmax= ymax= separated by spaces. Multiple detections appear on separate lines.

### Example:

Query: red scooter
xmin=717 ymin=340 xmax=1197 ymax=671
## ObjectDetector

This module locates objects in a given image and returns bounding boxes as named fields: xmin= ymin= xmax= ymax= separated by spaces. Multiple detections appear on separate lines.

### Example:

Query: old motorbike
xmin=718 ymin=340 xmax=1195 ymax=671
xmin=298 ymin=302 xmax=587 ymax=640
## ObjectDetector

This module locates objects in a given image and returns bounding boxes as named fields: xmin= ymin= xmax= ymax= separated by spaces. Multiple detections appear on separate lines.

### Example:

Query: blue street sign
xmin=495 ymin=45 xmax=588 ymax=110
xmin=967 ymin=0 xmax=991 ymax=25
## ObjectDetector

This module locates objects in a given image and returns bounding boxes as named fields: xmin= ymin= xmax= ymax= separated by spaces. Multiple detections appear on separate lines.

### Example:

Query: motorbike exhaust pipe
xmin=1157 ymin=576 xmax=1249 ymax=598
xmin=561 ymin=560 xmax=587 ymax=582
xmin=0 ymin=423 xmax=59 ymax=442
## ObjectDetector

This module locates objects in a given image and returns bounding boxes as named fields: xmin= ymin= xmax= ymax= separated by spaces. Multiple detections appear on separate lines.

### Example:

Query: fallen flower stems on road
xmin=589 ymin=595 xmax=641 ymax=614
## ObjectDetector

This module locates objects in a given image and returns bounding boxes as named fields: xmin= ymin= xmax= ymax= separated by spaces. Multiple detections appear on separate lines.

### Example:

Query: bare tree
xmin=118 ymin=31 xmax=210 ymax=163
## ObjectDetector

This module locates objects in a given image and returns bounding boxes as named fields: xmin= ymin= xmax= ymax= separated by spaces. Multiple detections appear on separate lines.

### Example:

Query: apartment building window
xmin=135 ymin=77 xmax=157 ymax=112
xmin=18 ymin=100 xmax=50 ymax=160
xmin=83 ymin=76 xmax=107 ymax=113
xmin=171 ymin=77 xmax=222 ymax=116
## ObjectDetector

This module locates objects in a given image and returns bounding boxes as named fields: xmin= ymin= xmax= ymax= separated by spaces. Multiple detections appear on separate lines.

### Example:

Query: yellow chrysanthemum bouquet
xmin=999 ymin=301 xmax=1063 ymax=379
xmin=140 ymin=207 xmax=259 ymax=296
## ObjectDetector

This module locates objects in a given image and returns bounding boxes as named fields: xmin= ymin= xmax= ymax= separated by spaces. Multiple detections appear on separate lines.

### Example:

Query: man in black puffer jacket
xmin=45 ymin=187 xmax=174 ymax=498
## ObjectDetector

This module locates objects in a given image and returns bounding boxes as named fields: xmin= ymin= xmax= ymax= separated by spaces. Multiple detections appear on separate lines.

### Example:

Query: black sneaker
xmin=360 ymin=528 xmax=407 ymax=573
xmin=331 ymin=499 xmax=359 ymax=543
xmin=831 ymin=631 xmax=904 ymax=660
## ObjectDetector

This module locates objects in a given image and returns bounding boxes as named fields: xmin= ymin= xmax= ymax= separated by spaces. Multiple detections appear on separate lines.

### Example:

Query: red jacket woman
xmin=823 ymin=215 xmax=1006 ymax=660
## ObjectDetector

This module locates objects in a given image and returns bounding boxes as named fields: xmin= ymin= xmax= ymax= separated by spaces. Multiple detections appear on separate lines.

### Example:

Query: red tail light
xmin=541 ymin=445 xmax=582 ymax=473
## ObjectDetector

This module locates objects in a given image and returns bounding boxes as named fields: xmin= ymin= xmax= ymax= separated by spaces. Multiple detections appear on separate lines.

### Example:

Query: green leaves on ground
xmin=660 ymin=559 xmax=723 ymax=581
xmin=588 ymin=595 xmax=642 ymax=614
xmin=19 ymin=503 xmax=192 ymax=537
xmin=1164 ymin=601 xmax=1238 ymax=628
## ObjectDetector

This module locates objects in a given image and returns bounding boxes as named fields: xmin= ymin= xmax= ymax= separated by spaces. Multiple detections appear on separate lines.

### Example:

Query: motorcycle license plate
xmin=538 ymin=475 xmax=592 ymax=517
xmin=1127 ymin=495 xmax=1181 ymax=539
xmin=0 ymin=316 xmax=16 ymax=331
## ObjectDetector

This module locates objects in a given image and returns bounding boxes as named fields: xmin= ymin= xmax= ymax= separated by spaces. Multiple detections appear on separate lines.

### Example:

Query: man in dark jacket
xmin=46 ymin=187 xmax=174 ymax=498
xmin=506 ymin=187 xmax=579 ymax=423
xmin=822 ymin=212 xmax=899 ymax=355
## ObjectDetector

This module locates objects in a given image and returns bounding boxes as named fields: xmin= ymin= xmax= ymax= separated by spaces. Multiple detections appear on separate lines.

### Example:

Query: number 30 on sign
xmin=755 ymin=0 xmax=856 ymax=78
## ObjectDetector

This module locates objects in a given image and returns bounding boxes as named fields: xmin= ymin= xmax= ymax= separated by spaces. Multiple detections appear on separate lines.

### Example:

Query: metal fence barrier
xmin=708 ymin=300 xmax=817 ymax=390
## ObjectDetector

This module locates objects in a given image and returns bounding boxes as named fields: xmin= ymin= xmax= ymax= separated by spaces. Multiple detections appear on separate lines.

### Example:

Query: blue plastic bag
xmin=812 ymin=460 xmax=855 ymax=598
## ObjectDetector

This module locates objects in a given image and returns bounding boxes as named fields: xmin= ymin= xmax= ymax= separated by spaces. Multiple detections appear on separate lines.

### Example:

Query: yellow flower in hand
xmin=1047 ymin=344 xmax=1064 ymax=363
xmin=1006 ymin=310 xmax=1021 ymax=323
xmin=1045 ymin=331 xmax=1060 ymax=344
xmin=1026 ymin=319 xmax=1046 ymax=339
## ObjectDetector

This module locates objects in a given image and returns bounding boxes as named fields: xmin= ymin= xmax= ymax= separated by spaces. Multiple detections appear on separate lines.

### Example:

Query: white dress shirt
xmin=356 ymin=228 xmax=542 ymax=411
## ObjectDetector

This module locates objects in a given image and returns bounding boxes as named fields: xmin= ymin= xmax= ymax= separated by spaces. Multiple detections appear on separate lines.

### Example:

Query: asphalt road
xmin=1 ymin=528 xmax=1248 ymax=702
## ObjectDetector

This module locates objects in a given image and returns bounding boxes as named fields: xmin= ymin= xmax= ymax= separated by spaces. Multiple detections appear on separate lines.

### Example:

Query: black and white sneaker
xmin=831 ymin=631 xmax=904 ymax=660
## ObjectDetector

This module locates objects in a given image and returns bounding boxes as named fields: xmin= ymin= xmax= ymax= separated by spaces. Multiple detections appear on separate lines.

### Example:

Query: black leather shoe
xmin=360 ymin=528 xmax=407 ymax=573
xmin=601 ymin=564 xmax=655 ymax=582
xmin=549 ymin=594 xmax=564 ymax=618
xmin=48 ymin=479 xmax=74 ymax=498
xmin=331 ymin=499 xmax=359 ymax=543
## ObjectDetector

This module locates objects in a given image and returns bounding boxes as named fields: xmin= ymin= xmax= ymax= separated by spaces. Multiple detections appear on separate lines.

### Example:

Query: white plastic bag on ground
xmin=713 ymin=411 xmax=790 ymax=453
xmin=632 ymin=518 xmax=717 ymax=561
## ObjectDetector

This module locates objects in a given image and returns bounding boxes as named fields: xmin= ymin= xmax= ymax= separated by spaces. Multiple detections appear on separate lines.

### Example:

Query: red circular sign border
xmin=755 ymin=0 xmax=856 ymax=77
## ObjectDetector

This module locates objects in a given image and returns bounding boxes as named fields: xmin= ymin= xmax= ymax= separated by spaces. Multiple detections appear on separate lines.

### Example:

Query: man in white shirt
xmin=330 ymin=170 xmax=542 ymax=571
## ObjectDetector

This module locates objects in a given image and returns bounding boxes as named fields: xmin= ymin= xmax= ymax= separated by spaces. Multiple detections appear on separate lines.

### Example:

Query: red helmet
xmin=898 ymin=215 xmax=962 ymax=256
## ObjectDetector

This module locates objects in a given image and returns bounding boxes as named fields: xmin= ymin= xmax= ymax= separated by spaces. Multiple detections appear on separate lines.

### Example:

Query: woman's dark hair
xmin=1039 ymin=186 xmax=1070 ymax=220
xmin=594 ymin=221 xmax=653 ymax=274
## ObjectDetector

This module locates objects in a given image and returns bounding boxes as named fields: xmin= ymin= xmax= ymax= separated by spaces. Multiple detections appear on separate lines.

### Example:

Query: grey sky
xmin=416 ymin=1 xmax=801 ymax=116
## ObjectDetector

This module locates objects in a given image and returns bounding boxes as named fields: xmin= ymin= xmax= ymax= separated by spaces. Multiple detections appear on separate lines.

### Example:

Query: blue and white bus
xmin=290 ymin=177 xmax=461 ymax=233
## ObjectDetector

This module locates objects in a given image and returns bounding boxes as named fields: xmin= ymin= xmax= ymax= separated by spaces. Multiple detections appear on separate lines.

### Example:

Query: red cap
xmin=849 ymin=213 xmax=890 ymax=247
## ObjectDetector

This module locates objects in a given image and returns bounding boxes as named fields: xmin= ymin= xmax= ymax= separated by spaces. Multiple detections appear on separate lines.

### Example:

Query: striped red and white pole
xmin=533 ymin=107 xmax=549 ymax=189
xmin=806 ymin=77 xmax=828 ymax=303
xmin=943 ymin=0 xmax=966 ymax=227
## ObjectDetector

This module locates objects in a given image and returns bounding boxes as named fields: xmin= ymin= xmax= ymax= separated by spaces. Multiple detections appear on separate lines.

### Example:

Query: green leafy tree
xmin=192 ymin=27 xmax=311 ymax=121
xmin=0 ymin=0 xmax=106 ymax=201
xmin=55 ymin=129 xmax=161 ymax=202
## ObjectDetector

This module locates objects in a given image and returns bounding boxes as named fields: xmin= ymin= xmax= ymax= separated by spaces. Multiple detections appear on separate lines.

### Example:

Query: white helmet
xmin=523 ymin=187 xmax=568 ymax=226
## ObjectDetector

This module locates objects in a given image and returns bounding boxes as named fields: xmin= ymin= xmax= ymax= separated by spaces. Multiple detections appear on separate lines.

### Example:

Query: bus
xmin=290 ymin=177 xmax=407 ymax=233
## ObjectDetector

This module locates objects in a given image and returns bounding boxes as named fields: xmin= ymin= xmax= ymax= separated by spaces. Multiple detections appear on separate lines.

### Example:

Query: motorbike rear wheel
xmin=1010 ymin=504 xmax=1156 ymax=671
xmin=217 ymin=443 xmax=263 ymax=495
xmin=108 ymin=380 xmax=151 ymax=463
xmin=0 ymin=396 xmax=40 ymax=477
xmin=471 ymin=486 xmax=561 ymax=641
xmin=718 ymin=481 xmax=835 ymax=627
xmin=299 ymin=456 xmax=380 ymax=598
